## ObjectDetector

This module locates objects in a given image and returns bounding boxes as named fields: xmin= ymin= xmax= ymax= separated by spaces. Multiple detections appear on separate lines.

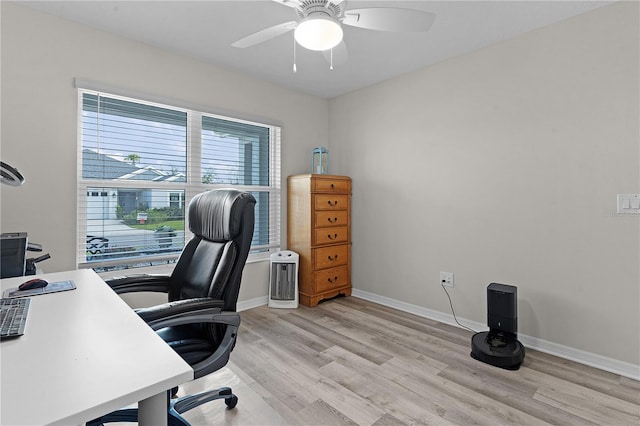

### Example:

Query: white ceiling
xmin=17 ymin=0 xmax=613 ymax=98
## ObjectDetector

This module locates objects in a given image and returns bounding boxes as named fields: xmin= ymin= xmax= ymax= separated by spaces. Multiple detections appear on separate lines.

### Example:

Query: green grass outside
xmin=129 ymin=220 xmax=185 ymax=231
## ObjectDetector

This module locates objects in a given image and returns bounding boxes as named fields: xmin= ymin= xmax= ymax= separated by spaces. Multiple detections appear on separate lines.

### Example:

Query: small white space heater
xmin=268 ymin=251 xmax=299 ymax=309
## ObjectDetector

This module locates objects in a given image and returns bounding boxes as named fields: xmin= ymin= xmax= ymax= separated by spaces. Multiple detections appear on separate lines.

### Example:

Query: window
xmin=77 ymin=90 xmax=281 ymax=270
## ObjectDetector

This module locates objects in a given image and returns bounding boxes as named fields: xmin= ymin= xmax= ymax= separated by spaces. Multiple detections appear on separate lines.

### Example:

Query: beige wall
xmin=329 ymin=1 xmax=639 ymax=366
xmin=0 ymin=2 xmax=327 ymax=302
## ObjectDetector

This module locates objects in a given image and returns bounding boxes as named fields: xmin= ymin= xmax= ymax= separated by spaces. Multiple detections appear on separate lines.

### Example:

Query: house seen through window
xmin=78 ymin=91 xmax=281 ymax=270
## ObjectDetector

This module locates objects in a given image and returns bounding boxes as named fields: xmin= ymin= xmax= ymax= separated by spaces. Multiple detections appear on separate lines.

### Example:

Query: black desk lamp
xmin=0 ymin=161 xmax=51 ymax=276
xmin=1 ymin=161 xmax=25 ymax=187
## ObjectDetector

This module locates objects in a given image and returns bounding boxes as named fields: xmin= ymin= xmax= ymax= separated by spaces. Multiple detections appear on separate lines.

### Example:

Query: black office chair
xmin=88 ymin=189 xmax=256 ymax=426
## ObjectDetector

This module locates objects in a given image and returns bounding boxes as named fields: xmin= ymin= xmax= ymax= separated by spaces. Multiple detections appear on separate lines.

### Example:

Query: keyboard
xmin=1 ymin=298 xmax=30 ymax=340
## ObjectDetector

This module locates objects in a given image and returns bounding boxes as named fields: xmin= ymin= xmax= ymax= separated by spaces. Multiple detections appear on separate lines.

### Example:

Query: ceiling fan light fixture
xmin=294 ymin=15 xmax=343 ymax=51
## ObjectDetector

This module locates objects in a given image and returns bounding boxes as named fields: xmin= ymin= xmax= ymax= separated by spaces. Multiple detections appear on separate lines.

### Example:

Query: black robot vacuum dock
xmin=471 ymin=283 xmax=525 ymax=370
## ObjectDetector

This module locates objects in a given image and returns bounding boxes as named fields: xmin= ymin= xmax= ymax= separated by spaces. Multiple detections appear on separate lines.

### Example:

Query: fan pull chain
xmin=330 ymin=48 xmax=334 ymax=71
xmin=293 ymin=36 xmax=297 ymax=73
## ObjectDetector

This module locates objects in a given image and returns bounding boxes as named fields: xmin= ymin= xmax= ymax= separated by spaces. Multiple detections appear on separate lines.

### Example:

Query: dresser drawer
xmin=312 ymin=177 xmax=351 ymax=193
xmin=315 ymin=265 xmax=349 ymax=293
xmin=314 ymin=226 xmax=348 ymax=246
xmin=314 ymin=210 xmax=348 ymax=228
xmin=314 ymin=244 xmax=349 ymax=270
xmin=314 ymin=194 xmax=349 ymax=211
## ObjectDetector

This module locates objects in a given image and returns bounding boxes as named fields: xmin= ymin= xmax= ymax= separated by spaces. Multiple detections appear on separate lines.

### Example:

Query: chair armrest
xmin=105 ymin=274 xmax=172 ymax=295
xmin=136 ymin=297 xmax=229 ymax=328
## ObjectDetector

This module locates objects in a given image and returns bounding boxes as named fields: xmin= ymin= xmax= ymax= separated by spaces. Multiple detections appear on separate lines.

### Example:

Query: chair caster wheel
xmin=225 ymin=395 xmax=238 ymax=409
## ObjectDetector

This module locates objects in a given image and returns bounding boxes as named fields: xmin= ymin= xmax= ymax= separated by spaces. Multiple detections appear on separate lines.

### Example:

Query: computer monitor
xmin=1 ymin=232 xmax=28 ymax=278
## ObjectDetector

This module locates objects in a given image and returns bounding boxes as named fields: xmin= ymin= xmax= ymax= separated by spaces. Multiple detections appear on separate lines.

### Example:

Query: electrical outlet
xmin=440 ymin=272 xmax=454 ymax=288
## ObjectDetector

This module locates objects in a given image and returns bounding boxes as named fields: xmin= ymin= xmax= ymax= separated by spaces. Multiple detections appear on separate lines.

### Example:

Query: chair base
xmin=86 ymin=387 xmax=238 ymax=426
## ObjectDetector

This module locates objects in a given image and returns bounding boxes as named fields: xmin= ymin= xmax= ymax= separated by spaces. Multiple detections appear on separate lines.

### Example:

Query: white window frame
xmin=76 ymin=89 xmax=281 ymax=270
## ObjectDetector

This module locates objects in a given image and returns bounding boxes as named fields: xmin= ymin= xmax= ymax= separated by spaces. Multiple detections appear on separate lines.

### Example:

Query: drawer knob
xmin=327 ymin=233 xmax=338 ymax=240
xmin=328 ymin=255 xmax=338 ymax=261
xmin=328 ymin=200 xmax=338 ymax=207
xmin=328 ymin=276 xmax=339 ymax=283
xmin=330 ymin=183 xmax=335 ymax=189
xmin=327 ymin=217 xmax=338 ymax=224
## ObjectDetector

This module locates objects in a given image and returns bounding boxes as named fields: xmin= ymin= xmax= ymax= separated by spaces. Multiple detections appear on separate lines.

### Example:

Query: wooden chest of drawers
xmin=287 ymin=174 xmax=351 ymax=307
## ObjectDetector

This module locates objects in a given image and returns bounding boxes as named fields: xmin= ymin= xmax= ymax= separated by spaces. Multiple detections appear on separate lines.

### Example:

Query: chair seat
xmin=158 ymin=325 xmax=216 ymax=366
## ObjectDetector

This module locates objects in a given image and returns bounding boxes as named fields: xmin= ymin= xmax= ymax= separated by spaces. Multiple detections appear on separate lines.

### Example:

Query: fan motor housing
xmin=296 ymin=0 xmax=343 ymax=19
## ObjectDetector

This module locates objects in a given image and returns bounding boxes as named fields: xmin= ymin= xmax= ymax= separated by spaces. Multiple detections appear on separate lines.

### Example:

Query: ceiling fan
xmin=232 ymin=0 xmax=435 ymax=67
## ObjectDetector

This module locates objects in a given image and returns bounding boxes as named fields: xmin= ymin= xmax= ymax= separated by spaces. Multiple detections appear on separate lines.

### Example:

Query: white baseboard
xmin=237 ymin=295 xmax=268 ymax=312
xmin=352 ymin=288 xmax=640 ymax=381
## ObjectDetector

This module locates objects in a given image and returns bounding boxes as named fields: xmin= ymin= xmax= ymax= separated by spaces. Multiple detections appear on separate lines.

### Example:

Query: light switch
xmin=617 ymin=194 xmax=640 ymax=214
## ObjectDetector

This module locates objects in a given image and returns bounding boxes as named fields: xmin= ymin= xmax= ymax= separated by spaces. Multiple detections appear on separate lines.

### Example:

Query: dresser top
xmin=288 ymin=174 xmax=351 ymax=181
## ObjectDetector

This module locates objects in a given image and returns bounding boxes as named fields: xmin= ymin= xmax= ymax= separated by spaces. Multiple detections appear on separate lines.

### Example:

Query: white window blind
xmin=77 ymin=90 xmax=281 ymax=270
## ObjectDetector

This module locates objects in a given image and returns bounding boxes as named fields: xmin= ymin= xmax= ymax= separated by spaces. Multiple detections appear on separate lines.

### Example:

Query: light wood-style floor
xmin=180 ymin=296 xmax=640 ymax=426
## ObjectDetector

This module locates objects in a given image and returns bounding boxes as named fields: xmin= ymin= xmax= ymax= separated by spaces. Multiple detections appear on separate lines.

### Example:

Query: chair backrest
xmin=169 ymin=189 xmax=256 ymax=311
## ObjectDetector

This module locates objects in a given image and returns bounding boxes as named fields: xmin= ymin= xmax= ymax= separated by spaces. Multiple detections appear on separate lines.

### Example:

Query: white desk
xmin=1 ymin=269 xmax=193 ymax=426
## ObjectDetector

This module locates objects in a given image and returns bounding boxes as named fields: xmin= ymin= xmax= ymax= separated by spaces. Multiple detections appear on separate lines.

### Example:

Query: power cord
xmin=441 ymin=282 xmax=477 ymax=334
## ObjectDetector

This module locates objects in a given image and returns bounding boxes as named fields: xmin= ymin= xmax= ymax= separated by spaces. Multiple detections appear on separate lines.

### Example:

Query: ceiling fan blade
xmin=232 ymin=21 xmax=297 ymax=48
xmin=272 ymin=0 xmax=302 ymax=9
xmin=322 ymin=41 xmax=349 ymax=67
xmin=343 ymin=8 xmax=436 ymax=32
